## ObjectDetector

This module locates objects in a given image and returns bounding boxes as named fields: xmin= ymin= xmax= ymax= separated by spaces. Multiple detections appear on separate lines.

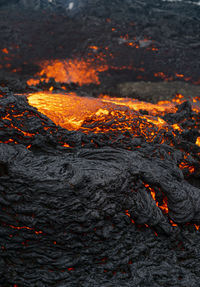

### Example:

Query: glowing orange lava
xmin=27 ymin=57 xmax=108 ymax=86
xmin=28 ymin=92 xmax=109 ymax=130
xmin=2 ymin=48 xmax=9 ymax=54
xmin=196 ymin=137 xmax=200 ymax=147
xmin=27 ymin=91 xmax=182 ymax=136
xmin=27 ymin=91 xmax=200 ymax=141
xmin=9 ymin=224 xmax=43 ymax=235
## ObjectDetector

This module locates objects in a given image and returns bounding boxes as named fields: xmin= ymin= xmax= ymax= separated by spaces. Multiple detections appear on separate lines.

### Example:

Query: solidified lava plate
xmin=0 ymin=1 xmax=200 ymax=287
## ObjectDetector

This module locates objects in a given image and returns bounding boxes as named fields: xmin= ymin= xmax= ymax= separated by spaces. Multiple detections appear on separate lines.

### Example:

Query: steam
xmin=162 ymin=0 xmax=200 ymax=5
xmin=68 ymin=2 xmax=74 ymax=10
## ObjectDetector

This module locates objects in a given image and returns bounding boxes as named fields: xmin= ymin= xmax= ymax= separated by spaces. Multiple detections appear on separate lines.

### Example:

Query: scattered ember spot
xmin=128 ymin=260 xmax=133 ymax=264
xmin=176 ymin=73 xmax=184 ymax=78
xmin=145 ymin=183 xmax=169 ymax=214
xmin=125 ymin=210 xmax=131 ymax=217
xmin=170 ymin=220 xmax=177 ymax=227
xmin=9 ymin=224 xmax=43 ymax=235
xmin=2 ymin=48 xmax=9 ymax=54
xmin=154 ymin=72 xmax=168 ymax=80
xmin=196 ymin=137 xmax=200 ymax=147
xmin=179 ymin=162 xmax=195 ymax=174
xmin=89 ymin=45 xmax=98 ymax=50
xmin=62 ymin=143 xmax=71 ymax=148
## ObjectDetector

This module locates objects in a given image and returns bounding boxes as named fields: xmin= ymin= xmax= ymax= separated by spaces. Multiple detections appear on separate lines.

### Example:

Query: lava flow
xmin=27 ymin=91 xmax=200 ymax=142
xmin=27 ymin=91 xmax=174 ymax=139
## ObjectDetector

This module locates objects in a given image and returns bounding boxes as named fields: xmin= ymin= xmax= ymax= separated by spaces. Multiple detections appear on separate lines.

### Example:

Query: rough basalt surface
xmin=0 ymin=87 xmax=200 ymax=286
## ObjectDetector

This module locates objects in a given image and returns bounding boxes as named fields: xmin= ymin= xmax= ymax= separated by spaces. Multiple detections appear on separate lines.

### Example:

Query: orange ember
xmin=144 ymin=184 xmax=169 ymax=214
xmin=2 ymin=48 xmax=9 ymax=54
xmin=196 ymin=137 xmax=200 ymax=147
xmin=9 ymin=224 xmax=43 ymax=235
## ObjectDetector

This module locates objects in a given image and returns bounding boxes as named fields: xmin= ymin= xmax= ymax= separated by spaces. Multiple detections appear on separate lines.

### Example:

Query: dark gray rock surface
xmin=116 ymin=81 xmax=200 ymax=103
xmin=0 ymin=142 xmax=200 ymax=286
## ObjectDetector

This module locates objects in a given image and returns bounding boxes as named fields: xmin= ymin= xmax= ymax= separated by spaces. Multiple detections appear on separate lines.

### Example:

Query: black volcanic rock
xmin=0 ymin=141 xmax=200 ymax=286
xmin=0 ymin=87 xmax=200 ymax=286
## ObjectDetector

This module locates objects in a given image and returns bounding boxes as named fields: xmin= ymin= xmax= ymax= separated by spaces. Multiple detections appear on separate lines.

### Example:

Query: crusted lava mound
xmin=0 ymin=87 xmax=200 ymax=286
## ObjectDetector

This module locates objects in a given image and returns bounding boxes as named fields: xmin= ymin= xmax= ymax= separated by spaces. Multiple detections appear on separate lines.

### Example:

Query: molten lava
xmin=27 ymin=91 xmax=181 ymax=140
xmin=27 ymin=91 xmax=200 ymax=142
xmin=27 ymin=57 xmax=109 ymax=86
xmin=28 ymin=92 xmax=110 ymax=131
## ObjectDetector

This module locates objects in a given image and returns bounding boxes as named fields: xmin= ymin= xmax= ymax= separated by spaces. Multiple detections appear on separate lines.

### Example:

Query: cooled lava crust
xmin=0 ymin=86 xmax=200 ymax=286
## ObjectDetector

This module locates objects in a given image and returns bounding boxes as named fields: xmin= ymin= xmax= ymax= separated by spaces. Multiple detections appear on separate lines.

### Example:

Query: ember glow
xmin=2 ymin=48 xmax=9 ymax=54
xmin=9 ymin=224 xmax=43 ymax=235
xmin=196 ymin=137 xmax=200 ymax=147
